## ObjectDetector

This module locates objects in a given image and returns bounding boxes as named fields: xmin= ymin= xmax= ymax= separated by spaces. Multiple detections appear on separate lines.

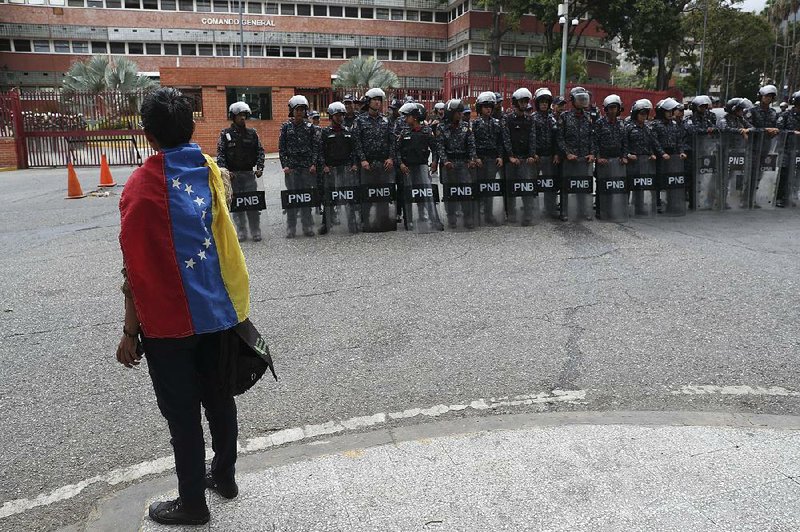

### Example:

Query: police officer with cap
xmin=217 ymin=101 xmax=265 ymax=242
xmin=492 ymin=93 xmax=504 ymax=120
xmin=343 ymin=94 xmax=358 ymax=128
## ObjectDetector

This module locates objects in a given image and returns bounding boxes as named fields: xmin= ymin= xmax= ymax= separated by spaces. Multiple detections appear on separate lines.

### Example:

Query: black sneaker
xmin=205 ymin=472 xmax=239 ymax=500
xmin=318 ymin=224 xmax=329 ymax=235
xmin=148 ymin=498 xmax=209 ymax=526
xmin=251 ymin=232 xmax=262 ymax=242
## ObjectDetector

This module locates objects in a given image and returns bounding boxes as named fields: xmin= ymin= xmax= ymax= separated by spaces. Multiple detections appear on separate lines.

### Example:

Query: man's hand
xmin=255 ymin=169 xmax=263 ymax=178
xmin=526 ymin=157 xmax=536 ymax=166
xmin=429 ymin=163 xmax=438 ymax=174
xmin=400 ymin=163 xmax=409 ymax=175
xmin=627 ymin=154 xmax=638 ymax=161
xmin=597 ymin=157 xmax=609 ymax=165
xmin=496 ymin=157 xmax=503 ymax=168
xmin=361 ymin=160 xmax=371 ymax=171
xmin=444 ymin=161 xmax=454 ymax=170
xmin=740 ymin=128 xmax=749 ymax=139
xmin=662 ymin=153 xmax=670 ymax=160
xmin=309 ymin=165 xmax=317 ymax=175
xmin=649 ymin=154 xmax=658 ymax=160
xmin=510 ymin=157 xmax=521 ymax=166
xmin=767 ymin=127 xmax=779 ymax=137
xmin=283 ymin=167 xmax=291 ymax=175
xmin=323 ymin=165 xmax=330 ymax=174
xmin=383 ymin=158 xmax=394 ymax=171
xmin=621 ymin=157 xmax=628 ymax=165
xmin=566 ymin=153 xmax=578 ymax=161
xmin=475 ymin=158 xmax=484 ymax=168
xmin=116 ymin=335 xmax=141 ymax=369
xmin=350 ymin=164 xmax=358 ymax=173
xmin=553 ymin=155 xmax=561 ymax=165
xmin=586 ymin=154 xmax=595 ymax=163
xmin=679 ymin=153 xmax=687 ymax=160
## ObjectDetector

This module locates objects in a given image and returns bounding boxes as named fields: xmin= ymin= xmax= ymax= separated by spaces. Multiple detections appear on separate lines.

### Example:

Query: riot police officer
xmin=776 ymin=91 xmax=800 ymax=207
xmin=353 ymin=87 xmax=397 ymax=232
xmin=343 ymin=94 xmax=358 ymax=128
xmin=471 ymin=91 xmax=505 ymax=225
xmin=503 ymin=88 xmax=538 ymax=225
xmin=318 ymin=101 xmax=359 ymax=234
xmin=216 ymin=102 xmax=265 ymax=242
xmin=532 ymin=88 xmax=560 ymax=218
xmin=594 ymin=95 xmax=628 ymax=221
xmin=395 ymin=102 xmax=442 ymax=231
xmin=557 ymin=87 xmax=595 ymax=220
xmin=625 ymin=99 xmax=663 ymax=215
xmin=279 ymin=95 xmax=319 ymax=238
xmin=749 ymin=85 xmax=781 ymax=208
xmin=492 ymin=93 xmax=504 ymax=120
xmin=437 ymin=99 xmax=478 ymax=229
xmin=652 ymin=98 xmax=688 ymax=213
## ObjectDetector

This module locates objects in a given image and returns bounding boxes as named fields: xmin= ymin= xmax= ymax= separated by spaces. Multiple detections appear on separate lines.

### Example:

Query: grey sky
xmin=739 ymin=0 xmax=767 ymax=13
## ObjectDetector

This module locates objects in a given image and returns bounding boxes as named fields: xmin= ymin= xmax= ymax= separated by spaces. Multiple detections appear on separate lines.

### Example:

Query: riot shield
xmin=562 ymin=159 xmax=594 ymax=221
xmin=360 ymin=161 xmax=397 ymax=232
xmin=535 ymin=157 xmax=560 ymax=220
xmin=719 ymin=131 xmax=754 ymax=211
xmin=504 ymin=160 xmax=537 ymax=226
xmin=475 ymin=157 xmax=505 ymax=226
xmin=281 ymin=168 xmax=320 ymax=238
xmin=751 ymin=130 xmax=787 ymax=210
xmin=320 ymin=166 xmax=361 ymax=235
xmin=627 ymin=157 xmax=657 ymax=217
xmin=658 ymin=156 xmax=687 ymax=217
xmin=692 ymin=134 xmax=722 ymax=211
xmin=442 ymin=160 xmax=479 ymax=230
xmin=780 ymin=133 xmax=800 ymax=208
xmin=595 ymin=158 xmax=628 ymax=222
xmin=402 ymin=164 xmax=443 ymax=233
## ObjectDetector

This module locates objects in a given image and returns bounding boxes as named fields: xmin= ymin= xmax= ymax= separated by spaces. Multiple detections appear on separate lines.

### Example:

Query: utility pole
xmin=697 ymin=0 xmax=709 ymax=94
xmin=558 ymin=1 xmax=569 ymax=98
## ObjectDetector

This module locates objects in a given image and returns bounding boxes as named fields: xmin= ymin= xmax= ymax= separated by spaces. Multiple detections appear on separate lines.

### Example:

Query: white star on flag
xmin=198 ymin=250 xmax=207 ymax=260
xmin=201 ymin=209 xmax=207 ymax=219
xmin=172 ymin=178 xmax=181 ymax=189
xmin=184 ymin=184 xmax=194 ymax=195
xmin=203 ymin=237 xmax=212 ymax=249
xmin=194 ymin=196 xmax=205 ymax=207
xmin=185 ymin=258 xmax=196 ymax=269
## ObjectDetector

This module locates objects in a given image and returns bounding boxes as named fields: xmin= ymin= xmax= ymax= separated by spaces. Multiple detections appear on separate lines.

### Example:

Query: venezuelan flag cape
xmin=119 ymin=143 xmax=249 ymax=338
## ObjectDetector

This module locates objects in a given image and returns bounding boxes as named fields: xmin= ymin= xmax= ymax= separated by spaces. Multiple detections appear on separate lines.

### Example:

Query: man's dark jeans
xmin=143 ymin=331 xmax=238 ymax=508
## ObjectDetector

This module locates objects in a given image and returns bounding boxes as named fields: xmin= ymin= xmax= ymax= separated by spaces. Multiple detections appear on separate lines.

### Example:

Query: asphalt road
xmin=1 ymin=161 xmax=799 ymax=531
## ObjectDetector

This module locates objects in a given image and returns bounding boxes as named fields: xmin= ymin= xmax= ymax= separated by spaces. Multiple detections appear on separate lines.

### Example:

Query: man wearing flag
xmin=116 ymin=87 xmax=250 ymax=526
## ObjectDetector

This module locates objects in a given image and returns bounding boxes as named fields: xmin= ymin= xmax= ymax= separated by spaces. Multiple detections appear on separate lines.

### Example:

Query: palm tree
xmin=62 ymin=56 xmax=155 ymax=95
xmin=333 ymin=56 xmax=399 ymax=89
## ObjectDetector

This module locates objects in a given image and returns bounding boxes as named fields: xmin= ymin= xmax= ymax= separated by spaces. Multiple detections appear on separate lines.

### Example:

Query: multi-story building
xmin=0 ymin=0 xmax=616 ymax=91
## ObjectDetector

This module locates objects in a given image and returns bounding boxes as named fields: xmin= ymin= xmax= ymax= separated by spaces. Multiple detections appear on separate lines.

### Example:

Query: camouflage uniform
xmin=353 ymin=112 xmax=397 ymax=231
xmin=471 ymin=114 xmax=505 ymax=224
xmin=503 ymin=111 xmax=537 ymax=224
xmin=216 ymin=125 xmax=265 ymax=239
xmin=593 ymin=116 xmax=626 ymax=159
xmin=777 ymin=109 xmax=800 ymax=205
xmin=437 ymin=121 xmax=477 ymax=228
xmin=318 ymin=123 xmax=359 ymax=232
xmin=557 ymin=109 xmax=594 ymax=220
xmin=395 ymin=124 xmax=439 ymax=228
xmin=279 ymin=119 xmax=320 ymax=235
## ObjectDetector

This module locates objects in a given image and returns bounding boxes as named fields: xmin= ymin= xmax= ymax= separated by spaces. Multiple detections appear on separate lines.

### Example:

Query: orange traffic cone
xmin=98 ymin=154 xmax=117 ymax=188
xmin=66 ymin=162 xmax=87 ymax=199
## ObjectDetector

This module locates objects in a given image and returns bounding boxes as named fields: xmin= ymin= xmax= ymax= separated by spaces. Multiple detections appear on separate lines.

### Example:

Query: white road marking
xmin=671 ymin=385 xmax=800 ymax=397
xmin=0 ymin=389 xmax=586 ymax=519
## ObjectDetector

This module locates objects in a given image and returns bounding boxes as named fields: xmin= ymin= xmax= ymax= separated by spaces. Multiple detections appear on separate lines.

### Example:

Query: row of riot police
xmin=218 ymin=85 xmax=800 ymax=239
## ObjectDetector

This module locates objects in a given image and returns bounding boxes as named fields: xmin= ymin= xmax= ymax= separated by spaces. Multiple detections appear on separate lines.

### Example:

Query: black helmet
xmin=444 ymin=98 xmax=465 ymax=122
xmin=791 ymin=91 xmax=800 ymax=106
xmin=342 ymin=94 xmax=355 ymax=104
xmin=389 ymin=98 xmax=402 ymax=110
xmin=554 ymin=96 xmax=566 ymax=106
xmin=494 ymin=92 xmax=503 ymax=103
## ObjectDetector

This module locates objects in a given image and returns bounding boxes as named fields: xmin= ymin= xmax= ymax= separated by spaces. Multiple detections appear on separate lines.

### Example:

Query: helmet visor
xmin=573 ymin=93 xmax=590 ymax=106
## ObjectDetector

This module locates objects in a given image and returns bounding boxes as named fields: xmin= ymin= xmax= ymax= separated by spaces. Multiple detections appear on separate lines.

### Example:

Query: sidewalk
xmin=133 ymin=411 xmax=800 ymax=531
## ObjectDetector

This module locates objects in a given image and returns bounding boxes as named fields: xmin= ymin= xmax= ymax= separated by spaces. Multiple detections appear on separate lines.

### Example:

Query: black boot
xmin=148 ymin=498 xmax=209 ymax=526
xmin=206 ymin=471 xmax=239 ymax=499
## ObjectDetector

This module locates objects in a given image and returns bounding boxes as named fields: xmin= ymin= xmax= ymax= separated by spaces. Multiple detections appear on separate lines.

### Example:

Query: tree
xmin=62 ymin=56 xmax=155 ymax=94
xmin=525 ymin=50 xmax=588 ymax=82
xmin=332 ymin=56 xmax=399 ymax=89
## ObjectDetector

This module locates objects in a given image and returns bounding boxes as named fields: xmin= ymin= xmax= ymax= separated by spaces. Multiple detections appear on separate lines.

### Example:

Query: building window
xmin=13 ymin=40 xmax=31 ymax=52
xmin=124 ymin=0 xmax=139 ymax=7
xmin=67 ymin=0 xmax=84 ymax=5
xmin=296 ymin=3 xmax=309 ymax=15
xmin=435 ymin=52 xmax=447 ymax=62
xmin=328 ymin=5 xmax=341 ymax=16
xmin=280 ymin=3 xmax=293 ymax=14
xmin=314 ymin=47 xmax=327 ymax=58
xmin=197 ymin=0 xmax=211 ymax=11
xmin=33 ymin=40 xmax=51 ymax=53
xmin=72 ymin=41 xmax=89 ymax=53
xmin=110 ymin=42 xmax=126 ymax=53
xmin=0 ymin=40 xmax=11 ymax=52
xmin=471 ymin=42 xmax=485 ymax=54
xmin=391 ymin=9 xmax=403 ymax=20
xmin=501 ymin=44 xmax=514 ymax=56
xmin=159 ymin=0 xmax=175 ymax=8
xmin=226 ymin=87 xmax=272 ymax=120
xmin=164 ymin=43 xmax=179 ymax=54
xmin=87 ymin=0 xmax=103 ymax=7
xmin=248 ymin=44 xmax=263 ymax=56
xmin=91 ymin=41 xmax=107 ymax=53
xmin=146 ymin=43 xmax=161 ymax=54
xmin=376 ymin=49 xmax=389 ymax=60
xmin=346 ymin=47 xmax=358 ymax=58
xmin=406 ymin=10 xmax=418 ymax=21
xmin=142 ymin=0 xmax=157 ymax=8
xmin=128 ymin=42 xmax=144 ymax=54
xmin=360 ymin=48 xmax=372 ymax=57
xmin=197 ymin=43 xmax=213 ymax=55
xmin=361 ymin=7 xmax=373 ymax=18
xmin=312 ymin=4 xmax=325 ymax=15
xmin=178 ymin=0 xmax=192 ymax=10
xmin=391 ymin=49 xmax=403 ymax=60
xmin=376 ymin=8 xmax=389 ymax=19
xmin=53 ymin=40 xmax=70 ymax=53
xmin=298 ymin=46 xmax=312 ymax=58
xmin=420 ymin=51 xmax=432 ymax=62
xmin=282 ymin=46 xmax=296 ymax=57
xmin=406 ymin=50 xmax=419 ymax=61
xmin=246 ymin=1 xmax=259 ymax=12
xmin=212 ymin=0 xmax=227 ymax=11
xmin=344 ymin=6 xmax=357 ymax=17
xmin=435 ymin=11 xmax=447 ymax=22
xmin=264 ymin=1 xmax=277 ymax=13
xmin=106 ymin=0 xmax=121 ymax=6
xmin=179 ymin=87 xmax=204 ymax=116
xmin=421 ymin=10 xmax=433 ymax=22
xmin=330 ymin=47 xmax=343 ymax=58
xmin=265 ymin=46 xmax=279 ymax=56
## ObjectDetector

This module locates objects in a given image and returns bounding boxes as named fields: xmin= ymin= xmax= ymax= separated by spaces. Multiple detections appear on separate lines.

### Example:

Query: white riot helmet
xmin=630 ymin=99 xmax=653 ymax=116
xmin=365 ymin=87 xmax=386 ymax=100
xmin=288 ymin=95 xmax=309 ymax=110
xmin=693 ymin=95 xmax=712 ymax=108
xmin=534 ymin=87 xmax=553 ymax=101
xmin=758 ymin=84 xmax=778 ymax=98
xmin=602 ymin=94 xmax=623 ymax=112
xmin=657 ymin=98 xmax=679 ymax=111
xmin=327 ymin=101 xmax=346 ymax=116
xmin=228 ymin=102 xmax=251 ymax=118
xmin=512 ymin=88 xmax=533 ymax=106
xmin=476 ymin=91 xmax=497 ymax=106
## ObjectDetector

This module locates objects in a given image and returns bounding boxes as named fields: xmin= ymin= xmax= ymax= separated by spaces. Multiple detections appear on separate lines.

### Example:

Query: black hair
xmin=140 ymin=87 xmax=194 ymax=149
